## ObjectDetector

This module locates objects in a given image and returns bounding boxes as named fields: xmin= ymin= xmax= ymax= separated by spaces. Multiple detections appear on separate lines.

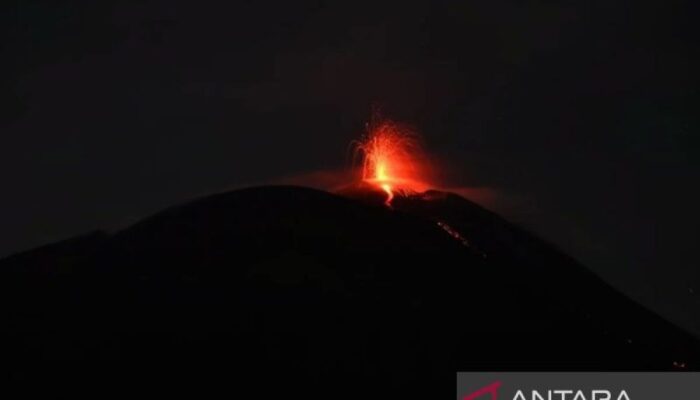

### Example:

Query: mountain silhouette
xmin=1 ymin=185 xmax=697 ymax=397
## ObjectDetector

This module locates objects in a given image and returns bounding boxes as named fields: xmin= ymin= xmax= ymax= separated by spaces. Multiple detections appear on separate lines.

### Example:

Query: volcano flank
xmin=1 ymin=186 xmax=698 ymax=397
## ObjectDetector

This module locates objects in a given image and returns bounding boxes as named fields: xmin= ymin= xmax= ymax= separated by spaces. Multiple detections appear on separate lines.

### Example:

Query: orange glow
xmin=354 ymin=118 xmax=429 ymax=205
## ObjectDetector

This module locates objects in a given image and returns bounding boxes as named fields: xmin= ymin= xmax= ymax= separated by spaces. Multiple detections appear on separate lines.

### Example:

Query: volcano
xmin=1 ymin=186 xmax=698 ymax=397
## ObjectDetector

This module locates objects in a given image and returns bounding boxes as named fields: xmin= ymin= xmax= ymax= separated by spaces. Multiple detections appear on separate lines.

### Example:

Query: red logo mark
xmin=462 ymin=381 xmax=502 ymax=400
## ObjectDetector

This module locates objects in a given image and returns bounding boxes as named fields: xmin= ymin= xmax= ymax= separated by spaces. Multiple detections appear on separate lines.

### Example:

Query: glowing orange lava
xmin=354 ymin=118 xmax=429 ymax=205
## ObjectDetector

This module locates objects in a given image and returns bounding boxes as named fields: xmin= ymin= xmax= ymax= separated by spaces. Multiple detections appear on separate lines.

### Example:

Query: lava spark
xmin=353 ymin=118 xmax=428 ymax=205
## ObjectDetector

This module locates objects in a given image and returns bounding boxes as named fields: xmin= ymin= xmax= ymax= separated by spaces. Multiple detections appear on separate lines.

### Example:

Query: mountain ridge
xmin=1 ymin=185 xmax=697 ymax=397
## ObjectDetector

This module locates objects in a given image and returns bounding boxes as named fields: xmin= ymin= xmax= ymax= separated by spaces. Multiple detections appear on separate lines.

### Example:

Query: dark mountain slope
xmin=0 ymin=186 xmax=697 ymax=397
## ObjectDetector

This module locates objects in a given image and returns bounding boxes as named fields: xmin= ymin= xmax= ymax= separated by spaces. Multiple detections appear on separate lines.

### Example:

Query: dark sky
xmin=2 ymin=1 xmax=699 ymax=334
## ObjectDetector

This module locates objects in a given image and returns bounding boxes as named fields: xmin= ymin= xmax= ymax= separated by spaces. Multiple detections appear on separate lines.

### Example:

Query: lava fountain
xmin=353 ymin=118 xmax=430 ymax=205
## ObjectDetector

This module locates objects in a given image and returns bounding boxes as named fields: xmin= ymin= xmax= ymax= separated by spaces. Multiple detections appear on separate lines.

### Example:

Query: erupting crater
xmin=353 ymin=118 xmax=431 ymax=205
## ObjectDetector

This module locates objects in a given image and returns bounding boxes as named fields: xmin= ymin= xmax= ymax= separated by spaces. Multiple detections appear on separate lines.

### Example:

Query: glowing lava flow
xmin=354 ymin=118 xmax=428 ymax=205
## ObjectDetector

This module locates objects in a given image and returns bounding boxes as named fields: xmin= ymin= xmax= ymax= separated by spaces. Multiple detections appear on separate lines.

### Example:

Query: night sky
xmin=2 ymin=1 xmax=699 ymax=334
